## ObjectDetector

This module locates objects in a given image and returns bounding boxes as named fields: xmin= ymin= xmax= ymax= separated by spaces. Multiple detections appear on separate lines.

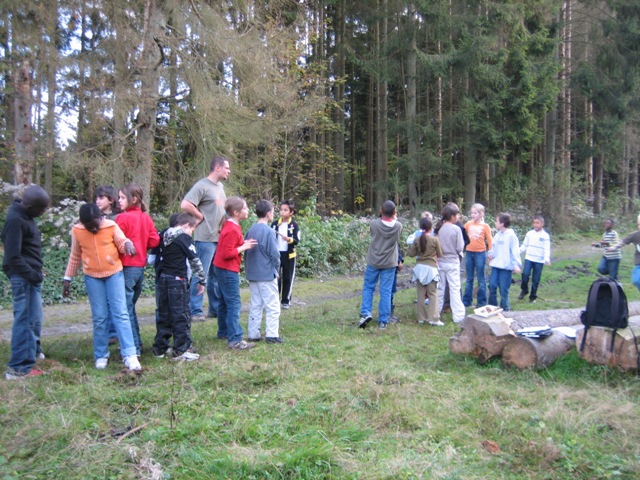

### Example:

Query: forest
xmin=1 ymin=0 xmax=639 ymax=229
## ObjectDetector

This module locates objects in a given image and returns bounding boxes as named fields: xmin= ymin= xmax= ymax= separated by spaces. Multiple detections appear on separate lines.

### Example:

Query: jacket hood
xmin=163 ymin=226 xmax=185 ymax=246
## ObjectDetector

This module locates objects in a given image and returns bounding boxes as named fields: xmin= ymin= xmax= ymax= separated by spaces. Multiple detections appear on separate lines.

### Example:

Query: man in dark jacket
xmin=2 ymin=185 xmax=50 ymax=379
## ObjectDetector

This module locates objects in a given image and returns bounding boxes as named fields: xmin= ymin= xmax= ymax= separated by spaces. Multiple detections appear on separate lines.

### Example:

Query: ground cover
xmin=1 ymin=235 xmax=639 ymax=479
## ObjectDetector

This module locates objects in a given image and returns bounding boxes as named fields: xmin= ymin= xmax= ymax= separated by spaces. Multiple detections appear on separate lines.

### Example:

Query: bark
xmin=449 ymin=314 xmax=516 ymax=364
xmin=502 ymin=302 xmax=640 ymax=328
xmin=576 ymin=325 xmax=640 ymax=372
xmin=502 ymin=332 xmax=575 ymax=369
xmin=14 ymin=59 xmax=34 ymax=184
xmin=406 ymin=2 xmax=417 ymax=214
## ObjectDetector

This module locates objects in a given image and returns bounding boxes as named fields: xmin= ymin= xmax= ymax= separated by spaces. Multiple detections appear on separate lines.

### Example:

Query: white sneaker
xmin=37 ymin=352 xmax=45 ymax=360
xmin=95 ymin=357 xmax=109 ymax=369
xmin=173 ymin=351 xmax=200 ymax=362
xmin=123 ymin=355 xmax=142 ymax=371
xmin=428 ymin=320 xmax=445 ymax=326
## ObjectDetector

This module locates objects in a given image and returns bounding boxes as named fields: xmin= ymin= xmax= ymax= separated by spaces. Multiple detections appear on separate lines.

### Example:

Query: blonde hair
xmin=470 ymin=203 xmax=485 ymax=220
xmin=218 ymin=196 xmax=246 ymax=231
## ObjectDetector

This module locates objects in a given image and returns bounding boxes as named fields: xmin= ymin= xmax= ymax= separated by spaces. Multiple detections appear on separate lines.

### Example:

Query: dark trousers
xmin=520 ymin=260 xmax=544 ymax=300
xmin=153 ymin=274 xmax=192 ymax=356
xmin=278 ymin=252 xmax=296 ymax=305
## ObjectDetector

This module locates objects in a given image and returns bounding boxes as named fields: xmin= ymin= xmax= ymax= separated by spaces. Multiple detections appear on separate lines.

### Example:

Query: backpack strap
xmin=609 ymin=281 xmax=620 ymax=325
xmin=579 ymin=325 xmax=589 ymax=352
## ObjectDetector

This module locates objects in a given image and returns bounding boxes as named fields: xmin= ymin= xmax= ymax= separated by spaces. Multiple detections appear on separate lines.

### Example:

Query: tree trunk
xmin=406 ymin=2 xmax=418 ymax=214
xmin=14 ymin=59 xmax=34 ymax=185
xmin=332 ymin=0 xmax=345 ymax=212
xmin=576 ymin=326 xmax=640 ymax=372
xmin=375 ymin=0 xmax=388 ymax=208
xmin=502 ymin=332 xmax=575 ymax=369
xmin=449 ymin=314 xmax=516 ymax=364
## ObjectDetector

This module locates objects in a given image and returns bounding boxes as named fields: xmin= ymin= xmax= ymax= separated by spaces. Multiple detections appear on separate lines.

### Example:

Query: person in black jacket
xmin=271 ymin=200 xmax=300 ymax=309
xmin=2 ymin=185 xmax=50 ymax=380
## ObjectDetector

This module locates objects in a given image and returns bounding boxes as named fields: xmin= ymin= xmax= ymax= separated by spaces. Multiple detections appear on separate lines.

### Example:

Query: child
xmin=245 ymin=200 xmax=284 ymax=344
xmin=609 ymin=215 xmax=640 ymax=290
xmin=462 ymin=203 xmax=492 ymax=307
xmin=408 ymin=217 xmax=443 ymax=326
xmin=116 ymin=183 xmax=160 ymax=355
xmin=518 ymin=215 xmax=551 ymax=302
xmin=94 ymin=185 xmax=120 ymax=343
xmin=358 ymin=200 xmax=403 ymax=329
xmin=271 ymin=200 xmax=300 ymax=309
xmin=434 ymin=203 xmax=466 ymax=323
xmin=406 ymin=211 xmax=433 ymax=245
xmin=214 ymin=196 xmax=258 ymax=350
xmin=487 ymin=213 xmax=522 ymax=311
xmin=153 ymin=213 xmax=205 ymax=361
xmin=94 ymin=185 xmax=120 ymax=221
xmin=63 ymin=203 xmax=141 ymax=371
xmin=2 ymin=185 xmax=49 ymax=380
xmin=593 ymin=219 xmax=621 ymax=280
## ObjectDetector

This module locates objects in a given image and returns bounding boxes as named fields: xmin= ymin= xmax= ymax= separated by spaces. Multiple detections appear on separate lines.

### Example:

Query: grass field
xmin=1 ymin=236 xmax=639 ymax=479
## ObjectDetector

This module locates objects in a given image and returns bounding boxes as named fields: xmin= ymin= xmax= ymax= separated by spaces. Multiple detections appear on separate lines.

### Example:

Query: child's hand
xmin=195 ymin=283 xmax=205 ymax=296
xmin=242 ymin=239 xmax=258 ymax=251
xmin=124 ymin=241 xmax=136 ymax=256
xmin=62 ymin=280 xmax=71 ymax=298
xmin=514 ymin=266 xmax=522 ymax=274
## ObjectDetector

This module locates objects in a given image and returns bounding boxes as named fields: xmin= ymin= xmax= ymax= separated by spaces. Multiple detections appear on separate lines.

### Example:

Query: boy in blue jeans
xmin=518 ymin=215 xmax=551 ymax=302
xmin=358 ymin=200 xmax=403 ymax=329
xmin=2 ymin=185 xmax=50 ymax=379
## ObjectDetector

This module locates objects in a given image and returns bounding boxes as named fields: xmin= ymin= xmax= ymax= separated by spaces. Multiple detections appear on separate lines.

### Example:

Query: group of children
xmin=3 ymin=182 xmax=300 ymax=379
xmin=358 ymin=200 xmax=553 ymax=329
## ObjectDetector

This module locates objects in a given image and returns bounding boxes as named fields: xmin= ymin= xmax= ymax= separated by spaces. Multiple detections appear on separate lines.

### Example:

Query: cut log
xmin=576 ymin=325 xmax=640 ymax=372
xmin=502 ymin=301 xmax=640 ymax=329
xmin=502 ymin=331 xmax=575 ymax=369
xmin=449 ymin=314 xmax=516 ymax=364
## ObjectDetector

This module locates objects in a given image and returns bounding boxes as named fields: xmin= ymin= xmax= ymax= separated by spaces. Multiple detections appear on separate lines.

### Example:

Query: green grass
xmin=1 ymin=237 xmax=640 ymax=479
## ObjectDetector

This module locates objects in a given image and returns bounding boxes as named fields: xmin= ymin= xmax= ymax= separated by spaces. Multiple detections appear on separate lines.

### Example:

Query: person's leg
xmin=207 ymin=242 xmax=220 ymax=317
xmin=217 ymin=268 xmax=243 ymax=345
xmin=171 ymin=277 xmax=192 ymax=355
xmin=425 ymin=280 xmax=439 ymax=322
xmin=103 ymin=271 xmax=137 ymax=358
xmin=529 ymin=262 xmax=544 ymax=301
xmin=488 ymin=268 xmax=499 ymax=307
xmin=597 ymin=256 xmax=609 ymax=276
xmin=462 ymin=252 xmax=476 ymax=307
xmin=84 ymin=276 xmax=111 ymax=360
xmin=377 ymin=267 xmax=395 ymax=325
xmin=445 ymin=262 xmax=466 ymax=322
xmin=123 ymin=266 xmax=145 ymax=354
xmin=215 ymin=266 xmax=229 ymax=338
xmin=247 ymin=282 xmax=264 ymax=339
xmin=608 ymin=259 xmax=620 ymax=281
xmin=7 ymin=276 xmax=40 ymax=376
xmin=416 ymin=282 xmax=428 ymax=322
xmin=437 ymin=268 xmax=448 ymax=316
xmin=360 ymin=265 xmax=379 ymax=318
xmin=497 ymin=269 xmax=513 ymax=311
xmin=519 ymin=259 xmax=531 ymax=299
xmin=263 ymin=279 xmax=282 ymax=338
xmin=280 ymin=255 xmax=295 ymax=306
xmin=190 ymin=241 xmax=214 ymax=318
xmin=153 ymin=277 xmax=172 ymax=356
xmin=476 ymin=252 xmax=488 ymax=307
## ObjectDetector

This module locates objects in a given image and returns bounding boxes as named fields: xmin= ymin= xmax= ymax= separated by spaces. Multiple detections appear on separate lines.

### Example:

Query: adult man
xmin=2 ymin=185 xmax=50 ymax=379
xmin=181 ymin=156 xmax=230 ymax=335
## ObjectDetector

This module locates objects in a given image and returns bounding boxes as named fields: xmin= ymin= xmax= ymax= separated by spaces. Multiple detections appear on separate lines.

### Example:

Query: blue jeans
xmin=463 ymin=251 xmax=487 ymax=307
xmin=215 ymin=266 xmax=242 ymax=345
xmin=632 ymin=265 xmax=640 ymax=290
xmin=360 ymin=265 xmax=395 ymax=325
xmin=85 ymin=272 xmax=137 ymax=359
xmin=7 ymin=276 xmax=42 ymax=376
xmin=489 ymin=267 xmax=514 ymax=311
xmin=123 ymin=266 xmax=145 ymax=354
xmin=520 ymin=260 xmax=545 ymax=300
xmin=190 ymin=242 xmax=221 ymax=319
xmin=597 ymin=256 xmax=620 ymax=281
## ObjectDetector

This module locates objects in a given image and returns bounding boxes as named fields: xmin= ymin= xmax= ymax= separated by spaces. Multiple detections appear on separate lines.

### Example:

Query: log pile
xmin=449 ymin=305 xmax=640 ymax=371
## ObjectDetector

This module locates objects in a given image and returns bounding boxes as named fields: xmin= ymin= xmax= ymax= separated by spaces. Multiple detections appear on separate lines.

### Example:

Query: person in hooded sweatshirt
xmin=358 ymin=200 xmax=403 ymax=330
xmin=152 ymin=212 xmax=206 ymax=361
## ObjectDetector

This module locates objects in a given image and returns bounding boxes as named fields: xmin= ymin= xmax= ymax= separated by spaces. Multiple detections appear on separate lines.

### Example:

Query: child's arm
xmin=510 ymin=233 xmax=522 ymax=273
xmin=63 ymin=232 xmax=83 ymax=297
xmin=113 ymin=224 xmax=135 ymax=256
xmin=544 ymin=232 xmax=551 ymax=265
xmin=484 ymin=224 xmax=493 ymax=251
xmin=519 ymin=231 xmax=529 ymax=254
xmin=146 ymin=215 xmax=161 ymax=249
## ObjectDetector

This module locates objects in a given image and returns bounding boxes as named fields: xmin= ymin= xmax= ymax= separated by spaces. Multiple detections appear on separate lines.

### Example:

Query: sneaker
xmin=5 ymin=368 xmax=45 ymax=380
xmin=153 ymin=349 xmax=166 ymax=358
xmin=358 ymin=314 xmax=373 ymax=329
xmin=229 ymin=340 xmax=255 ymax=350
xmin=428 ymin=320 xmax=445 ymax=326
xmin=529 ymin=299 xmax=537 ymax=304
xmin=123 ymin=355 xmax=142 ymax=371
xmin=265 ymin=337 xmax=284 ymax=344
xmin=207 ymin=311 xmax=218 ymax=318
xmin=378 ymin=322 xmax=387 ymax=330
xmin=37 ymin=352 xmax=45 ymax=360
xmin=281 ymin=303 xmax=290 ymax=310
xmin=247 ymin=337 xmax=262 ymax=342
xmin=191 ymin=315 xmax=206 ymax=322
xmin=418 ymin=320 xmax=426 ymax=324
xmin=173 ymin=351 xmax=200 ymax=361
xmin=95 ymin=357 xmax=109 ymax=369
xmin=517 ymin=291 xmax=526 ymax=300
xmin=389 ymin=315 xmax=399 ymax=324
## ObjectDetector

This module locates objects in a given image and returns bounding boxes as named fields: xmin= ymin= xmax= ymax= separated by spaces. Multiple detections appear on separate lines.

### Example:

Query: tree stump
xmin=502 ymin=331 xmax=575 ymax=369
xmin=575 ymin=325 xmax=640 ymax=372
xmin=449 ymin=314 xmax=515 ymax=364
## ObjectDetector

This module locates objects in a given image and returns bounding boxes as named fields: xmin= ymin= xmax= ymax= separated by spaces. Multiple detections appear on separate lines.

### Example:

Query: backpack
xmin=579 ymin=277 xmax=629 ymax=352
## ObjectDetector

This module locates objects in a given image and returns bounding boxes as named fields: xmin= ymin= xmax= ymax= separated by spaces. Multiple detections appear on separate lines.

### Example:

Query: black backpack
xmin=579 ymin=277 xmax=629 ymax=352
